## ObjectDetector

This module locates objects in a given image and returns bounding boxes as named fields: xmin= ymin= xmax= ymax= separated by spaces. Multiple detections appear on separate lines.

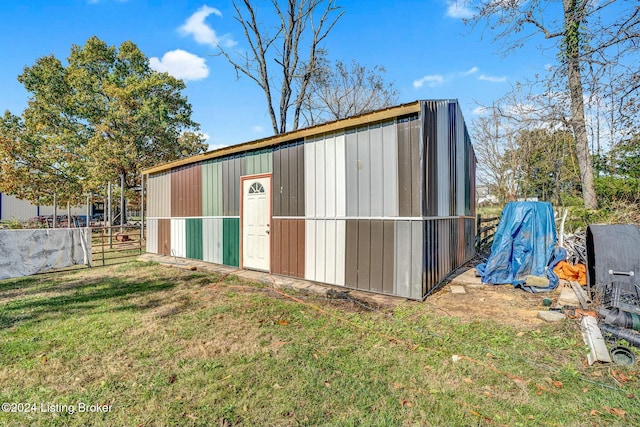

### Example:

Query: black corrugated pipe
xmin=599 ymin=308 xmax=640 ymax=331
xmin=599 ymin=323 xmax=640 ymax=348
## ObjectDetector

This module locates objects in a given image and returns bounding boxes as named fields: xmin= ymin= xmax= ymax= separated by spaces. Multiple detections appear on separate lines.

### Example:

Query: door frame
xmin=239 ymin=173 xmax=273 ymax=272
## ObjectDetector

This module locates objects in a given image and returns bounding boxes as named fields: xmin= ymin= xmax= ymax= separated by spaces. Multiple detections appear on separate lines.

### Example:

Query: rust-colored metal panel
xmin=397 ymin=119 xmax=412 ymax=217
xmin=297 ymin=219 xmax=305 ymax=277
xmin=271 ymin=218 xmax=282 ymax=274
xmin=369 ymin=220 xmax=383 ymax=293
xmin=345 ymin=220 xmax=358 ymax=287
xmin=271 ymin=218 xmax=305 ymax=279
xmin=382 ymin=220 xmax=395 ymax=295
xmin=356 ymin=220 xmax=371 ymax=290
xmin=171 ymin=163 xmax=202 ymax=217
xmin=281 ymin=218 xmax=290 ymax=275
xmin=158 ymin=219 xmax=171 ymax=256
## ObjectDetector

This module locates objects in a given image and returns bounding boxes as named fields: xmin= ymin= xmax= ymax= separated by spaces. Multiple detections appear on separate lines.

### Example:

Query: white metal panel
xmin=315 ymin=136 xmax=326 ymax=218
xmin=382 ymin=121 xmax=399 ymax=217
xmin=436 ymin=101 xmax=450 ymax=216
xmin=1 ymin=193 xmax=37 ymax=221
xmin=202 ymin=218 xmax=223 ymax=264
xmin=335 ymin=133 xmax=347 ymax=218
xmin=146 ymin=218 xmax=158 ymax=253
xmin=304 ymin=139 xmax=316 ymax=217
xmin=357 ymin=127 xmax=371 ymax=217
xmin=147 ymin=172 xmax=171 ymax=218
xmin=170 ymin=218 xmax=186 ymax=258
xmin=242 ymin=176 xmax=271 ymax=271
xmin=410 ymin=221 xmax=424 ymax=299
xmin=304 ymin=219 xmax=316 ymax=281
xmin=324 ymin=219 xmax=336 ymax=285
xmin=335 ymin=219 xmax=346 ymax=286
xmin=324 ymin=135 xmax=337 ymax=218
xmin=315 ymin=219 xmax=327 ymax=283
xmin=394 ymin=220 xmax=412 ymax=298
xmin=345 ymin=130 xmax=358 ymax=216
xmin=369 ymin=123 xmax=384 ymax=217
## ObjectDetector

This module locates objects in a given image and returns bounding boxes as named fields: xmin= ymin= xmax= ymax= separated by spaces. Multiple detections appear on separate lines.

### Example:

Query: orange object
xmin=554 ymin=261 xmax=587 ymax=285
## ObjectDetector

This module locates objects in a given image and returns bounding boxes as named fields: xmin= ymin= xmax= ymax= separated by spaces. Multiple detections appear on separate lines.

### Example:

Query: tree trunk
xmin=564 ymin=0 xmax=598 ymax=209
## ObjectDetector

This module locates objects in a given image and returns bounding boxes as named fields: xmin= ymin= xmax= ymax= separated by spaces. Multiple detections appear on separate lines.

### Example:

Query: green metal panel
xmin=223 ymin=217 xmax=240 ymax=267
xmin=186 ymin=218 xmax=203 ymax=260
xmin=246 ymin=150 xmax=273 ymax=175
xmin=202 ymin=160 xmax=223 ymax=216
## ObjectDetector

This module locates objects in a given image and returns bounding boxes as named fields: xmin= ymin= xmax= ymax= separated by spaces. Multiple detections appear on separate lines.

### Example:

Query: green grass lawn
xmin=0 ymin=262 xmax=638 ymax=426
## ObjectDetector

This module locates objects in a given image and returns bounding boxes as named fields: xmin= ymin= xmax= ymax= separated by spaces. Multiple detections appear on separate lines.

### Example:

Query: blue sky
xmin=0 ymin=0 xmax=557 ymax=150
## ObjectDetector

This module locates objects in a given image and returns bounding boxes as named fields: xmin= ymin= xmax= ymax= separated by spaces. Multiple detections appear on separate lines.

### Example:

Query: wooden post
xmin=108 ymin=183 xmax=113 ymax=249
xmin=53 ymin=193 xmax=57 ymax=229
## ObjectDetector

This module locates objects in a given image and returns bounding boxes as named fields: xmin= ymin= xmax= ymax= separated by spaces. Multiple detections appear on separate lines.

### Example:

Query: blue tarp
xmin=476 ymin=201 xmax=566 ymax=293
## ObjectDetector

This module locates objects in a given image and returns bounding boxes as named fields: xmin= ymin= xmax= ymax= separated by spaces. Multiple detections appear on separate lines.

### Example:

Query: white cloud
xmin=251 ymin=125 xmax=264 ymax=133
xmin=479 ymin=74 xmax=507 ymax=83
xmin=149 ymin=50 xmax=209 ymax=81
xmin=472 ymin=106 xmax=488 ymax=115
xmin=413 ymin=74 xmax=445 ymax=89
xmin=446 ymin=0 xmax=473 ymax=19
xmin=179 ymin=5 xmax=237 ymax=48
xmin=461 ymin=66 xmax=479 ymax=76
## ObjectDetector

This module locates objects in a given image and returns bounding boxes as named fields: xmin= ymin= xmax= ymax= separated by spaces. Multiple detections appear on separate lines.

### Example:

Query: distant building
xmin=0 ymin=193 xmax=88 ymax=222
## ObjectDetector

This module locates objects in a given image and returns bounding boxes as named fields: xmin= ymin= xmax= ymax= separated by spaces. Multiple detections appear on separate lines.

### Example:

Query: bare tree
xmin=217 ymin=0 xmax=343 ymax=134
xmin=300 ymin=56 xmax=399 ymax=126
xmin=469 ymin=0 xmax=640 ymax=209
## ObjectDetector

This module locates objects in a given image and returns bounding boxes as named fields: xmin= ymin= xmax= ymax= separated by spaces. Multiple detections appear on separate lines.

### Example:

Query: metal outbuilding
xmin=143 ymin=100 xmax=476 ymax=300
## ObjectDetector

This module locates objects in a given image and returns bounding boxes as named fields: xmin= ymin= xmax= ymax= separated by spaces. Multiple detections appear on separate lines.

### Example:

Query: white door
xmin=242 ymin=176 xmax=271 ymax=271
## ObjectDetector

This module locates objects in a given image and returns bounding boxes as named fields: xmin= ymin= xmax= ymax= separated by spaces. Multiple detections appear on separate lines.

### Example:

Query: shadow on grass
xmin=0 ymin=273 xmax=175 ymax=329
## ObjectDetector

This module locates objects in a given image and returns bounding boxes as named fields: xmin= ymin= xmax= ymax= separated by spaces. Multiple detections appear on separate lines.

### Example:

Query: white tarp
xmin=0 ymin=228 xmax=92 ymax=280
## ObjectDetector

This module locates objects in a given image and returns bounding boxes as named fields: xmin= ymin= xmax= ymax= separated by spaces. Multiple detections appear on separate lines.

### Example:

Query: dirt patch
xmin=427 ymin=267 xmax=556 ymax=329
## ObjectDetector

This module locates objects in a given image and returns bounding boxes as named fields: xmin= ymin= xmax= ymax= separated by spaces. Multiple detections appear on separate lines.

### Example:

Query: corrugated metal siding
xmin=171 ymin=164 xmax=202 ymax=217
xmin=469 ymin=141 xmax=477 ymax=217
xmin=202 ymin=218 xmax=223 ymax=264
xmin=344 ymin=121 xmax=401 ymax=218
xmin=304 ymin=219 xmax=346 ymax=286
xmin=344 ymin=219 xmax=395 ymax=294
xmin=397 ymin=115 xmax=421 ymax=217
xmin=222 ymin=217 xmax=239 ymax=267
xmin=246 ymin=150 xmax=273 ymax=175
xmin=448 ymin=102 xmax=458 ymax=216
xmin=158 ymin=219 xmax=171 ymax=256
xmin=381 ymin=121 xmax=399 ymax=217
xmin=186 ymin=218 xmax=203 ymax=260
xmin=395 ymin=220 xmax=423 ymax=299
xmin=456 ymin=103 xmax=466 ymax=216
xmin=271 ymin=218 xmax=305 ymax=278
xmin=147 ymin=171 xmax=171 ymax=218
xmin=171 ymin=218 xmax=186 ymax=258
xmin=423 ymin=102 xmax=438 ymax=216
xmin=222 ymin=156 xmax=245 ymax=217
xmin=422 ymin=217 xmax=476 ymax=296
xmin=146 ymin=218 xmax=158 ymax=253
xmin=436 ymin=101 xmax=450 ymax=216
xmin=202 ymin=159 xmax=223 ymax=216
xmin=304 ymin=133 xmax=346 ymax=218
xmin=273 ymin=141 xmax=304 ymax=217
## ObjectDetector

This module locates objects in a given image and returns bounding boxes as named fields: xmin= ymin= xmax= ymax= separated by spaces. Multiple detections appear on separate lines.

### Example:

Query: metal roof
xmin=142 ymin=100 xmax=422 ymax=175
